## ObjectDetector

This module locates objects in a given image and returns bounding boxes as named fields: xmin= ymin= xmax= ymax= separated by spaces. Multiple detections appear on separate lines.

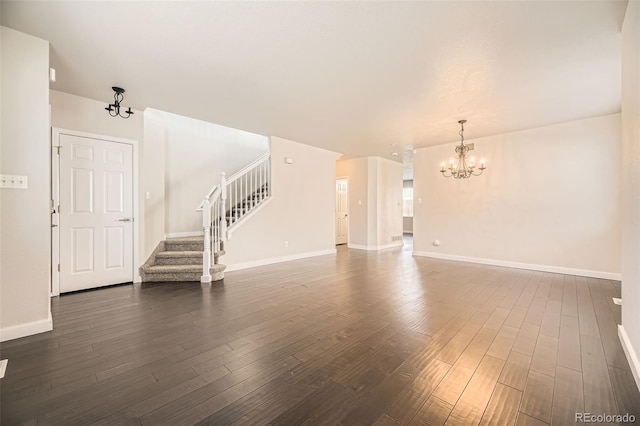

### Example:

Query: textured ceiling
xmin=1 ymin=1 xmax=626 ymax=164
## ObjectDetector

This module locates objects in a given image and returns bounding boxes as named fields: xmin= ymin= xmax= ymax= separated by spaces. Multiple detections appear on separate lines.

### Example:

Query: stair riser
xmin=140 ymin=270 xmax=224 ymax=282
xmin=141 ymin=273 xmax=201 ymax=282
xmin=155 ymin=257 xmax=203 ymax=266
xmin=164 ymin=242 xmax=203 ymax=251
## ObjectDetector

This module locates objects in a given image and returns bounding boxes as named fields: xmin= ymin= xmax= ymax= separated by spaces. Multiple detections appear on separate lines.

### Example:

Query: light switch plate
xmin=0 ymin=174 xmax=28 ymax=189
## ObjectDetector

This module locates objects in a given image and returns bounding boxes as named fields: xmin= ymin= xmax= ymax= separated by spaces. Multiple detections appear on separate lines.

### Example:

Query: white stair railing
xmin=200 ymin=154 xmax=271 ymax=282
xmin=200 ymin=186 xmax=221 ymax=283
xmin=225 ymin=154 xmax=271 ymax=228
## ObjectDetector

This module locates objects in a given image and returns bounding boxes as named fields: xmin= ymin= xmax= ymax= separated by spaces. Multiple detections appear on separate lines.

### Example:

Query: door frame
xmin=335 ymin=176 xmax=350 ymax=245
xmin=51 ymin=127 xmax=140 ymax=296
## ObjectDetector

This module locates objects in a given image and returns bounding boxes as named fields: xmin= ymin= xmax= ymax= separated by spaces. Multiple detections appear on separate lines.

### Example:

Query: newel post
xmin=220 ymin=172 xmax=228 ymax=242
xmin=201 ymin=198 xmax=212 ymax=283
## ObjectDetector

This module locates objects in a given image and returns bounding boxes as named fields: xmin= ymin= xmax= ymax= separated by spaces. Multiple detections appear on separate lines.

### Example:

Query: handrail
xmin=226 ymin=153 xmax=270 ymax=184
xmin=196 ymin=185 xmax=220 ymax=211
xmin=205 ymin=185 xmax=220 ymax=202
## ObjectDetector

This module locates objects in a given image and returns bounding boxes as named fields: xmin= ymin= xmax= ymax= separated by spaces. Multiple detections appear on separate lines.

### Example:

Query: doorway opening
xmin=335 ymin=178 xmax=348 ymax=245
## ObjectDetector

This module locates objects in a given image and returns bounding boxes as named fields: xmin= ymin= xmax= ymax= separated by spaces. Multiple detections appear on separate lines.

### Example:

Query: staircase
xmin=139 ymin=237 xmax=226 ymax=282
xmin=140 ymin=154 xmax=271 ymax=283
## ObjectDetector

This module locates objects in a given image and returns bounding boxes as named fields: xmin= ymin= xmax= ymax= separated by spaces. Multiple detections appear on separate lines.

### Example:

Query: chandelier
xmin=105 ymin=87 xmax=134 ymax=119
xmin=440 ymin=120 xmax=486 ymax=179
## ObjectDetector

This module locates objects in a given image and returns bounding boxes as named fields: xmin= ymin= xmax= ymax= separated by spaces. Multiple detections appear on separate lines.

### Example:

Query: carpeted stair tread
xmin=156 ymin=251 xmax=203 ymax=258
xmin=165 ymin=236 xmax=204 ymax=244
xmin=140 ymin=262 xmax=226 ymax=282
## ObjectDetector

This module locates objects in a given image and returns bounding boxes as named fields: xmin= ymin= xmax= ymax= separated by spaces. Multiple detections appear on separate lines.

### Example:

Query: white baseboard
xmin=619 ymin=325 xmax=640 ymax=391
xmin=226 ymin=248 xmax=336 ymax=272
xmin=412 ymin=251 xmax=621 ymax=280
xmin=0 ymin=359 xmax=7 ymax=378
xmin=134 ymin=275 xmax=142 ymax=284
xmin=347 ymin=241 xmax=404 ymax=251
xmin=164 ymin=231 xmax=203 ymax=239
xmin=0 ymin=312 xmax=53 ymax=342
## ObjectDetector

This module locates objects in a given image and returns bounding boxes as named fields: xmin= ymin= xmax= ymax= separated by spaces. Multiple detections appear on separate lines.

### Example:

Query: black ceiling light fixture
xmin=105 ymin=86 xmax=134 ymax=119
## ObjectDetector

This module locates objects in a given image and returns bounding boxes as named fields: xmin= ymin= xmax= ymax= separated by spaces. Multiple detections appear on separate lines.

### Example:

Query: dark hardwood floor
xmin=1 ymin=239 xmax=639 ymax=425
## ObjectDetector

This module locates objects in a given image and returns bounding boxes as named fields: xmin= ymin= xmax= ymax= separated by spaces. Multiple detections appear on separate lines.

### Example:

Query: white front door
xmin=58 ymin=133 xmax=133 ymax=292
xmin=336 ymin=179 xmax=348 ymax=245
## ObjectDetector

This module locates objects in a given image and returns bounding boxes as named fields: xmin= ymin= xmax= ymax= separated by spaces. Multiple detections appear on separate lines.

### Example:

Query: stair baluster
xmin=199 ymin=154 xmax=272 ymax=282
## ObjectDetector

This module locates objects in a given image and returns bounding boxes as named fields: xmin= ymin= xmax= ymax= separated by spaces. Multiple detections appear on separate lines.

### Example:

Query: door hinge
xmin=55 ymin=146 xmax=61 ymax=155
xmin=57 ymin=264 xmax=60 ymax=272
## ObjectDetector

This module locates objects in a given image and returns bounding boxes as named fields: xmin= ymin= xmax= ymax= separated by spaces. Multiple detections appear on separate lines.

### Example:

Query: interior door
xmin=336 ymin=179 xmax=348 ymax=245
xmin=59 ymin=133 xmax=133 ymax=292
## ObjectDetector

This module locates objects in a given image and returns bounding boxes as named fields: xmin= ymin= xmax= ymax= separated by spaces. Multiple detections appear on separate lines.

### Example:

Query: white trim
xmin=53 ymin=128 xmax=138 ymax=145
xmin=227 ymin=197 xmax=273 ymax=240
xmin=164 ymin=231 xmax=204 ymax=239
xmin=226 ymin=153 xmax=270 ymax=184
xmin=335 ymin=177 xmax=349 ymax=246
xmin=51 ymin=126 xmax=60 ymax=297
xmin=619 ymin=325 xmax=640 ymax=391
xmin=347 ymin=241 xmax=404 ymax=251
xmin=51 ymin=128 xmax=140 ymax=296
xmin=132 ymin=140 xmax=140 ymax=289
xmin=134 ymin=275 xmax=142 ymax=284
xmin=0 ymin=312 xmax=53 ymax=342
xmin=0 ymin=359 xmax=7 ymax=378
xmin=226 ymin=248 xmax=336 ymax=272
xmin=412 ymin=251 xmax=622 ymax=280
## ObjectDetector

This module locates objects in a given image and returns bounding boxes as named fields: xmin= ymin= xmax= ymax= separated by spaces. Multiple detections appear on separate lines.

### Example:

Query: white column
xmin=201 ymin=198 xmax=212 ymax=283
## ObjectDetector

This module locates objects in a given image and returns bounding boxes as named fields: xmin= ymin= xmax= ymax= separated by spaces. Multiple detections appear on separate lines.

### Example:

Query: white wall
xmin=375 ymin=157 xmax=403 ymax=247
xmin=336 ymin=156 xmax=403 ymax=249
xmin=156 ymin=110 xmax=269 ymax=234
xmin=620 ymin=0 xmax=640 ymax=389
xmin=142 ymin=111 xmax=166 ymax=260
xmin=413 ymin=114 xmax=621 ymax=279
xmin=336 ymin=157 xmax=369 ymax=247
xmin=223 ymin=136 xmax=341 ymax=270
xmin=0 ymin=27 xmax=51 ymax=340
